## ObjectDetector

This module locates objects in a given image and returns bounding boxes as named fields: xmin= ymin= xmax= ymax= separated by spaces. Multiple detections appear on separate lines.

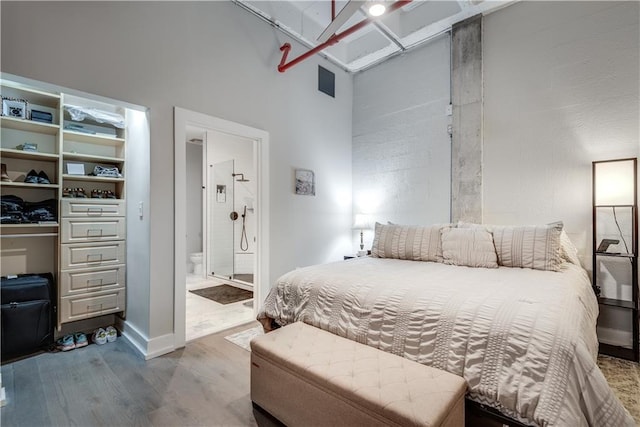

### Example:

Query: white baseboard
xmin=145 ymin=333 xmax=176 ymax=360
xmin=597 ymin=326 xmax=633 ymax=348
xmin=117 ymin=320 xmax=177 ymax=360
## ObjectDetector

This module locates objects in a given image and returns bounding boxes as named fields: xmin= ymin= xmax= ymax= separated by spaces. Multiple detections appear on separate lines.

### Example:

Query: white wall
xmin=1 ymin=2 xmax=353 ymax=349
xmin=483 ymin=1 xmax=639 ymax=345
xmin=483 ymin=1 xmax=639 ymax=266
xmin=352 ymin=35 xmax=452 ymax=250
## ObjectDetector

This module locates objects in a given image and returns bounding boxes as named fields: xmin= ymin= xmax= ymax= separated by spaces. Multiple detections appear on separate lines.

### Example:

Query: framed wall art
xmin=295 ymin=169 xmax=315 ymax=196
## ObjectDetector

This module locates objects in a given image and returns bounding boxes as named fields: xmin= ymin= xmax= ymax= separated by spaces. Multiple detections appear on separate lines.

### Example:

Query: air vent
xmin=318 ymin=66 xmax=335 ymax=98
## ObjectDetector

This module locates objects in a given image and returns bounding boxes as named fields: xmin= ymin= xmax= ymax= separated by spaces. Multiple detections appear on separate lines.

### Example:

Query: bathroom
xmin=185 ymin=127 xmax=256 ymax=341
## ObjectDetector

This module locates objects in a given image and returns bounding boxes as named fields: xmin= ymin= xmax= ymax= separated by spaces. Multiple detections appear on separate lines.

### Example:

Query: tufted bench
xmin=250 ymin=322 xmax=466 ymax=427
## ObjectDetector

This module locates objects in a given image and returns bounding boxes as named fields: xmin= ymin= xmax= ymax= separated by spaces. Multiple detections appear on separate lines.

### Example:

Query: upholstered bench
xmin=250 ymin=322 xmax=466 ymax=427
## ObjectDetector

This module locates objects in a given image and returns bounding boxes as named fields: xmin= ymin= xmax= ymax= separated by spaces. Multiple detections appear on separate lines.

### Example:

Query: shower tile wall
xmin=186 ymin=141 xmax=203 ymax=271
xmin=207 ymin=131 xmax=256 ymax=281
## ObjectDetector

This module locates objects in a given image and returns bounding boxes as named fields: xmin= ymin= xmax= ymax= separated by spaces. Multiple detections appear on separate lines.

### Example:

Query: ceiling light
xmin=368 ymin=2 xmax=386 ymax=17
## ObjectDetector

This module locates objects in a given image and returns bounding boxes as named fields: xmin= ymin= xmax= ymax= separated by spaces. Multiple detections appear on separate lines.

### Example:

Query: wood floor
xmin=1 ymin=322 xmax=261 ymax=427
xmin=3 ymin=322 xmax=638 ymax=427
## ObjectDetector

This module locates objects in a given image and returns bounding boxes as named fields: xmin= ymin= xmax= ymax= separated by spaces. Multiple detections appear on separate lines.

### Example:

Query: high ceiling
xmin=234 ymin=0 xmax=515 ymax=73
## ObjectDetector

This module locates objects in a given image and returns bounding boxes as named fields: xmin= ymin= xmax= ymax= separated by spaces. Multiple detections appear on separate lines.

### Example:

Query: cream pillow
xmin=371 ymin=222 xmax=449 ymax=262
xmin=441 ymin=227 xmax=498 ymax=268
xmin=458 ymin=221 xmax=564 ymax=271
xmin=559 ymin=230 xmax=581 ymax=266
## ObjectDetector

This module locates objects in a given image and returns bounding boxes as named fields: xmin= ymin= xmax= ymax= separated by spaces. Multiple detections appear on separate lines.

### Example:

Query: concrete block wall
xmin=352 ymin=34 xmax=452 ymax=250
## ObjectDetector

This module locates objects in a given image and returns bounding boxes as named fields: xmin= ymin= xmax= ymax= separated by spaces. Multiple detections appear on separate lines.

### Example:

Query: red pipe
xmin=278 ymin=0 xmax=412 ymax=73
xmin=331 ymin=0 xmax=336 ymax=21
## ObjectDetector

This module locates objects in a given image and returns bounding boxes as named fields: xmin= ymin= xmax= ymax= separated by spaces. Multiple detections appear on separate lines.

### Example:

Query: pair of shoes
xmin=91 ymin=189 xmax=117 ymax=199
xmin=62 ymin=187 xmax=87 ymax=198
xmin=92 ymin=165 xmax=122 ymax=178
xmin=24 ymin=169 xmax=50 ymax=184
xmin=56 ymin=332 xmax=88 ymax=351
xmin=1 ymin=164 xmax=11 ymax=182
xmin=92 ymin=326 xmax=118 ymax=345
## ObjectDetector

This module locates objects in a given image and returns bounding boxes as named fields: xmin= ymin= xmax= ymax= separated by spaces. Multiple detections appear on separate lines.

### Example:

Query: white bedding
xmin=258 ymin=257 xmax=634 ymax=427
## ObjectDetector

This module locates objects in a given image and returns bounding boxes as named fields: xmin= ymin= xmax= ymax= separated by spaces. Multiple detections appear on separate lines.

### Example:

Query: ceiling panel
xmin=236 ymin=0 xmax=515 ymax=72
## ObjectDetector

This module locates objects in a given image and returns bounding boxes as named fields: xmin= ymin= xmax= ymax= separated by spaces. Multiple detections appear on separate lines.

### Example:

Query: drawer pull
xmin=86 ymin=253 xmax=103 ymax=263
xmin=87 ymin=303 xmax=103 ymax=311
xmin=86 ymin=278 xmax=104 ymax=286
xmin=87 ymin=229 xmax=104 ymax=236
xmin=86 ymin=207 xmax=104 ymax=215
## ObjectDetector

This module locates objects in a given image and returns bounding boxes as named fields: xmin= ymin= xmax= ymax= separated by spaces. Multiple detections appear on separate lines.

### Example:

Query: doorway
xmin=206 ymin=132 xmax=256 ymax=288
xmin=174 ymin=108 xmax=269 ymax=349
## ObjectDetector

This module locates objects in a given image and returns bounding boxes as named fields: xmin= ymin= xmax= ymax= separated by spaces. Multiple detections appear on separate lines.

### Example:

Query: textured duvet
xmin=258 ymin=257 xmax=634 ymax=427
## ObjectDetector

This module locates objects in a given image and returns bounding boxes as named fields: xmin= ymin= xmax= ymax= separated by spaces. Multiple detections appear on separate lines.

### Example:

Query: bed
xmin=258 ymin=223 xmax=635 ymax=427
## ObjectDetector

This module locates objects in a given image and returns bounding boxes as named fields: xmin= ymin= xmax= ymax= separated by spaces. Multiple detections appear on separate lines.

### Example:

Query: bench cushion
xmin=251 ymin=322 xmax=466 ymax=426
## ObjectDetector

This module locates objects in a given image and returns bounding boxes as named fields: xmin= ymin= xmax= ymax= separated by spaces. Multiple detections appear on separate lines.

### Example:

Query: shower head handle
xmin=232 ymin=173 xmax=250 ymax=182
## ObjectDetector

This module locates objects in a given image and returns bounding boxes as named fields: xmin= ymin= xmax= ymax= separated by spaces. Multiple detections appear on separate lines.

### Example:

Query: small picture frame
xmin=66 ymin=163 xmax=85 ymax=175
xmin=295 ymin=169 xmax=315 ymax=196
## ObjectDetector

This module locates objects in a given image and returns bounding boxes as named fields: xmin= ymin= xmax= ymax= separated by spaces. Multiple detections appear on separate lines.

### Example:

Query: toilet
xmin=190 ymin=252 xmax=203 ymax=275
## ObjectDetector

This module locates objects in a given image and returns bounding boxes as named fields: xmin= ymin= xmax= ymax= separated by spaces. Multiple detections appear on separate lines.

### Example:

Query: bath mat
xmin=190 ymin=284 xmax=253 ymax=305
xmin=224 ymin=326 xmax=263 ymax=351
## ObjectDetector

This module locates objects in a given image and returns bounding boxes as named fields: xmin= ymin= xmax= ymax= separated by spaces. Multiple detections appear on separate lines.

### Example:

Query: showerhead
xmin=232 ymin=173 xmax=250 ymax=182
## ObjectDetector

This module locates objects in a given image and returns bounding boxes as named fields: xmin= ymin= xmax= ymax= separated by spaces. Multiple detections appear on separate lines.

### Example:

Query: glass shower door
xmin=209 ymin=159 xmax=234 ymax=279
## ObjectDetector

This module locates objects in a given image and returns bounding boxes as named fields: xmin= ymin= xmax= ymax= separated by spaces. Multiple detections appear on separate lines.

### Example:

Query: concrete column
xmin=451 ymin=15 xmax=482 ymax=223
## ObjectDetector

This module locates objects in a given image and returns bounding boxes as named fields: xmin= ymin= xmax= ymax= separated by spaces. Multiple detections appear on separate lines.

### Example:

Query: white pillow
xmin=441 ymin=227 xmax=498 ymax=268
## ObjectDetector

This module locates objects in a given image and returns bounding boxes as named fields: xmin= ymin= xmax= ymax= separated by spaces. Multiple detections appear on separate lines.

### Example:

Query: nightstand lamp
xmin=592 ymin=157 xmax=638 ymax=361
xmin=353 ymin=214 xmax=373 ymax=257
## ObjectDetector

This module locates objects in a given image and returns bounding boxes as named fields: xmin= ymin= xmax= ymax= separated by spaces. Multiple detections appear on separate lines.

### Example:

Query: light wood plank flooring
xmin=3 ymin=322 xmax=638 ymax=426
xmin=1 ymin=322 xmax=261 ymax=427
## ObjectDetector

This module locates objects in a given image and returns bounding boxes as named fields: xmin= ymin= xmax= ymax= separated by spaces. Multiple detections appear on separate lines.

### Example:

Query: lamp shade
xmin=594 ymin=159 xmax=636 ymax=206
xmin=353 ymin=214 xmax=373 ymax=230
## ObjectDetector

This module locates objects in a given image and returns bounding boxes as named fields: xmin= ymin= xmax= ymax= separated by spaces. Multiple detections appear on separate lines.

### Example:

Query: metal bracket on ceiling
xmin=277 ymin=0 xmax=412 ymax=73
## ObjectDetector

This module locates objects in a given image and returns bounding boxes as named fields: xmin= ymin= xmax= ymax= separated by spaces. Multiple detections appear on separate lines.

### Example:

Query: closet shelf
xmin=0 ymin=148 xmax=59 ymax=162
xmin=62 ymin=152 xmax=124 ymax=164
xmin=0 ymin=80 xmax=61 ymax=105
xmin=63 ymin=130 xmax=124 ymax=146
xmin=0 ymin=182 xmax=60 ymax=189
xmin=1 ymin=232 xmax=58 ymax=238
xmin=0 ymin=116 xmax=59 ymax=135
xmin=62 ymin=174 xmax=124 ymax=183
xmin=1 ymin=223 xmax=59 ymax=229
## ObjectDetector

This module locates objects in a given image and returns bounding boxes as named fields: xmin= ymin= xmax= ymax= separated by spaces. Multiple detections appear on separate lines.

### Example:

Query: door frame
xmin=174 ymin=107 xmax=269 ymax=349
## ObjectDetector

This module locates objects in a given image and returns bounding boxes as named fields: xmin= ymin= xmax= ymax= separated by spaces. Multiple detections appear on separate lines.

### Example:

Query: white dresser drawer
xmin=60 ymin=266 xmax=126 ymax=296
xmin=60 ymin=288 xmax=126 ymax=323
xmin=61 ymin=199 xmax=126 ymax=217
xmin=61 ymin=217 xmax=125 ymax=243
xmin=61 ymin=241 xmax=126 ymax=270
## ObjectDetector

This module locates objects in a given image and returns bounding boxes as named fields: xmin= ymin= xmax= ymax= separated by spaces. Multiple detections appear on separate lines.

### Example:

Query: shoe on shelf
xmin=56 ymin=335 xmax=75 ymax=351
xmin=37 ymin=170 xmax=51 ymax=184
xmin=1 ymin=163 xmax=11 ymax=182
xmin=24 ymin=169 xmax=39 ymax=184
xmin=74 ymin=332 xmax=88 ymax=348
xmin=75 ymin=188 xmax=87 ymax=198
xmin=105 ymin=326 xmax=117 ymax=343
xmin=92 ymin=328 xmax=107 ymax=345
xmin=105 ymin=190 xmax=117 ymax=199
xmin=63 ymin=188 xmax=73 ymax=198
